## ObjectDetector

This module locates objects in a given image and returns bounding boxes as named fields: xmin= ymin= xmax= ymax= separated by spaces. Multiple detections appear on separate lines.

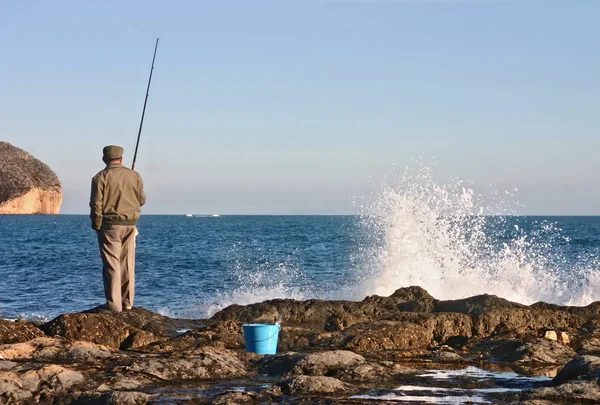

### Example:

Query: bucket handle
xmin=245 ymin=325 xmax=281 ymax=343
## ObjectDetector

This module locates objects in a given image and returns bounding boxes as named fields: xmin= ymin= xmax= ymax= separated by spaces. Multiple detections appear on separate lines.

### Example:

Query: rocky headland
xmin=0 ymin=142 xmax=62 ymax=214
xmin=2 ymin=286 xmax=600 ymax=404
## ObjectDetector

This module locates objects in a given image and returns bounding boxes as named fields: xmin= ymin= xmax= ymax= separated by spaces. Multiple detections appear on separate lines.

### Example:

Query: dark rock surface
xmin=40 ymin=307 xmax=206 ymax=350
xmin=0 ymin=319 xmax=46 ymax=344
xmin=279 ymin=375 xmax=352 ymax=395
xmin=551 ymin=355 xmax=600 ymax=385
xmin=5 ymin=286 xmax=600 ymax=404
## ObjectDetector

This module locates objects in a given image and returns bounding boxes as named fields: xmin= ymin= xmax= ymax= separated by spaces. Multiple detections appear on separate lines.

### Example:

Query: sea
xmin=1 ymin=167 xmax=600 ymax=322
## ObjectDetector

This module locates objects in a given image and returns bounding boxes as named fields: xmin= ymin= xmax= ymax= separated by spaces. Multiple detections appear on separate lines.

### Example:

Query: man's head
xmin=102 ymin=145 xmax=124 ymax=164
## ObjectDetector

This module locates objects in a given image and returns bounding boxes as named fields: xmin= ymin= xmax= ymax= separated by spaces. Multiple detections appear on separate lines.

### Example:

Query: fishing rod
xmin=132 ymin=38 xmax=159 ymax=171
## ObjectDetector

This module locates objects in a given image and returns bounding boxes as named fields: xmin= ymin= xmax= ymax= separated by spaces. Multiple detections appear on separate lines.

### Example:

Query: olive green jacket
xmin=90 ymin=163 xmax=146 ymax=230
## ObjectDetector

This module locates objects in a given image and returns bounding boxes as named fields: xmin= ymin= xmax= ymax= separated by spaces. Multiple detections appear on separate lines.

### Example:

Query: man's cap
xmin=103 ymin=145 xmax=124 ymax=161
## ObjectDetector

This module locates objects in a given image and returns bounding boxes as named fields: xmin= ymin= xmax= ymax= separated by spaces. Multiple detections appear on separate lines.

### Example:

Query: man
xmin=90 ymin=145 xmax=146 ymax=312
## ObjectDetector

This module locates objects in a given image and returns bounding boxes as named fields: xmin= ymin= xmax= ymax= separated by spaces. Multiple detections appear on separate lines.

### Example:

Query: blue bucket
xmin=242 ymin=323 xmax=281 ymax=355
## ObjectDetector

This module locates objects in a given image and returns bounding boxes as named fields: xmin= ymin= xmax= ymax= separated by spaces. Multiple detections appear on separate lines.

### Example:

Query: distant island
xmin=0 ymin=141 xmax=62 ymax=214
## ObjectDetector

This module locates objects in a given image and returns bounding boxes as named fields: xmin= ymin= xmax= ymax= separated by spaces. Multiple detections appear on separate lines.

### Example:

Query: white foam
xmin=352 ymin=160 xmax=600 ymax=306
xmin=184 ymin=258 xmax=308 ymax=318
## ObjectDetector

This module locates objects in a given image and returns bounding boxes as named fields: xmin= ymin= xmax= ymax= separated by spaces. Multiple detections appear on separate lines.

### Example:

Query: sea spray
xmin=189 ymin=251 xmax=309 ymax=318
xmin=173 ymin=161 xmax=600 ymax=319
xmin=353 ymin=160 xmax=600 ymax=306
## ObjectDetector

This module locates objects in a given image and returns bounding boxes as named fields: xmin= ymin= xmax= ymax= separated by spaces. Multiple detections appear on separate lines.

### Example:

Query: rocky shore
xmin=2 ymin=286 xmax=600 ymax=404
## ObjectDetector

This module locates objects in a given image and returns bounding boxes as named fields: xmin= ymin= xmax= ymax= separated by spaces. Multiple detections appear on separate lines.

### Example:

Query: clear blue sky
xmin=2 ymin=0 xmax=599 ymax=214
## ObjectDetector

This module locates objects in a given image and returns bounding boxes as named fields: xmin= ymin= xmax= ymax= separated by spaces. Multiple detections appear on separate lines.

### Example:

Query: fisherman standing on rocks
xmin=90 ymin=145 xmax=146 ymax=312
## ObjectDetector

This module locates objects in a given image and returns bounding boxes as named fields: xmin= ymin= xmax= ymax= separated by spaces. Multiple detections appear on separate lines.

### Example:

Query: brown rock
xmin=471 ymin=308 xmax=582 ymax=337
xmin=0 ymin=319 xmax=46 ymax=344
xmin=278 ymin=325 xmax=324 ymax=351
xmin=525 ymin=380 xmax=600 ymax=403
xmin=141 ymin=319 xmax=243 ymax=352
xmin=386 ymin=312 xmax=473 ymax=344
xmin=552 ymin=355 xmax=600 ymax=385
xmin=279 ymin=375 xmax=351 ymax=395
xmin=128 ymin=347 xmax=246 ymax=380
xmin=40 ymin=307 xmax=205 ymax=350
xmin=59 ymin=391 xmax=154 ymax=405
xmin=0 ymin=371 xmax=33 ymax=403
xmin=120 ymin=330 xmax=166 ymax=351
xmin=41 ymin=313 xmax=141 ymax=349
xmin=336 ymin=321 xmax=432 ymax=352
xmin=0 ymin=337 xmax=120 ymax=364
xmin=212 ymin=391 xmax=258 ymax=404
xmin=0 ymin=364 xmax=86 ymax=404
xmin=259 ymin=350 xmax=366 ymax=377
xmin=470 ymin=337 xmax=575 ymax=364
xmin=210 ymin=286 xmax=436 ymax=330
xmin=0 ymin=141 xmax=62 ymax=214
xmin=434 ymin=293 xmax=525 ymax=316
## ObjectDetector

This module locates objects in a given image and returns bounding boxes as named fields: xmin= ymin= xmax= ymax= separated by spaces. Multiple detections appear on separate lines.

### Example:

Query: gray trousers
xmin=97 ymin=225 xmax=137 ymax=312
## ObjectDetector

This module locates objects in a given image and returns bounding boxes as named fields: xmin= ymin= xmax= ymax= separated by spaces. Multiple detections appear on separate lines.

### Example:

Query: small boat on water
xmin=185 ymin=213 xmax=193 ymax=217
xmin=212 ymin=213 xmax=220 ymax=217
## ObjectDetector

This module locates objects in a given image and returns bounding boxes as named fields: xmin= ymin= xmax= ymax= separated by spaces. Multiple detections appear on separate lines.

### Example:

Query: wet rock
xmin=278 ymin=325 xmax=325 ymax=351
xmin=61 ymin=391 xmax=154 ymax=405
xmin=575 ymin=319 xmax=600 ymax=354
xmin=535 ymin=300 xmax=600 ymax=320
xmin=259 ymin=350 xmax=366 ymax=376
xmin=279 ymin=375 xmax=351 ymax=395
xmin=0 ymin=319 xmax=46 ymax=344
xmin=141 ymin=319 xmax=244 ymax=352
xmin=470 ymin=337 xmax=575 ymax=364
xmin=390 ymin=286 xmax=436 ymax=312
xmin=211 ymin=298 xmax=352 ymax=328
xmin=335 ymin=321 xmax=432 ymax=352
xmin=385 ymin=312 xmax=473 ymax=344
xmin=324 ymin=313 xmax=367 ymax=332
xmin=40 ymin=307 xmax=206 ymax=350
xmin=368 ymin=286 xmax=436 ymax=313
xmin=86 ymin=391 xmax=154 ymax=405
xmin=211 ymin=287 xmax=436 ymax=330
xmin=517 ymin=339 xmax=576 ymax=364
xmin=142 ymin=329 xmax=214 ymax=352
xmin=121 ymin=330 xmax=167 ymax=350
xmin=429 ymin=350 xmax=466 ymax=362
xmin=108 ymin=391 xmax=154 ymax=405
xmin=551 ymin=355 xmax=600 ymax=385
xmin=471 ymin=308 xmax=581 ymax=337
xmin=212 ymin=391 xmax=258 ymax=404
xmin=525 ymin=380 xmax=600 ymax=403
xmin=337 ymin=360 xmax=418 ymax=382
xmin=96 ymin=371 xmax=156 ymax=392
xmin=445 ymin=335 xmax=470 ymax=349
xmin=128 ymin=347 xmax=246 ymax=380
xmin=434 ymin=293 xmax=525 ymax=317
xmin=41 ymin=313 xmax=151 ymax=350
